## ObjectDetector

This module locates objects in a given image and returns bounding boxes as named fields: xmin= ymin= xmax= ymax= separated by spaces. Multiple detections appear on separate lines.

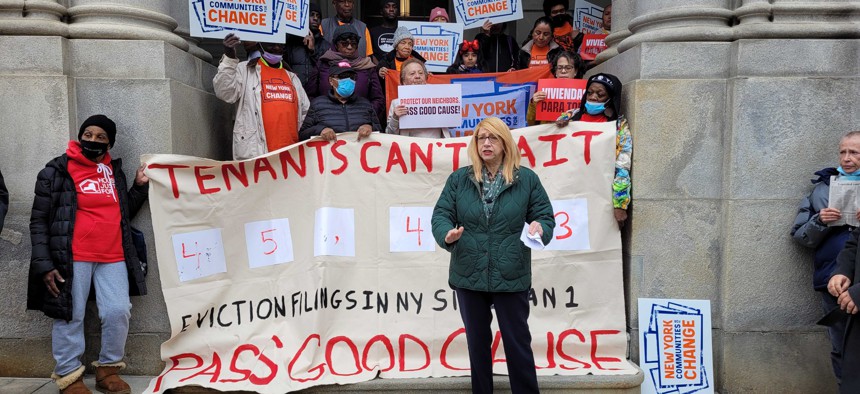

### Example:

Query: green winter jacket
xmin=432 ymin=165 xmax=555 ymax=292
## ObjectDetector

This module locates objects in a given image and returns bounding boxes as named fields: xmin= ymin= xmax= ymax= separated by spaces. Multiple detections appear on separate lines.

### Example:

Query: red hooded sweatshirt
xmin=66 ymin=141 xmax=124 ymax=263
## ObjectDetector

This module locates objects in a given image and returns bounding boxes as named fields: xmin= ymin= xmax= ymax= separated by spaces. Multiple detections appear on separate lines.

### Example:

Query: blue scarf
xmin=837 ymin=166 xmax=860 ymax=180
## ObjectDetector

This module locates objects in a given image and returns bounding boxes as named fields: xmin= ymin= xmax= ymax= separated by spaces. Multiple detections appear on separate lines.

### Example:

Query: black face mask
xmin=80 ymin=140 xmax=109 ymax=161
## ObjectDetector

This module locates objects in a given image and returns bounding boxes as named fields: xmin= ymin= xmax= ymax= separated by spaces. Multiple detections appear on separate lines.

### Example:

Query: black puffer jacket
xmin=27 ymin=154 xmax=149 ymax=321
xmin=285 ymin=30 xmax=329 ymax=97
xmin=299 ymin=91 xmax=382 ymax=140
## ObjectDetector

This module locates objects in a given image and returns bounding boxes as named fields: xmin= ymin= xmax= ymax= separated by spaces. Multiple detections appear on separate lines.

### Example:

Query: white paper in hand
xmin=520 ymin=223 xmax=545 ymax=250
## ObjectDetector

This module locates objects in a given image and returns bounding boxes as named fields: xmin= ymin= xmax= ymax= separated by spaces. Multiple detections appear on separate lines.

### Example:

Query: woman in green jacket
xmin=432 ymin=117 xmax=555 ymax=393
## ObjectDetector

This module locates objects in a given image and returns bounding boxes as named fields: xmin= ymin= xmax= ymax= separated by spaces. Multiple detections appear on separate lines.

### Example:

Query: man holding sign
xmin=214 ymin=34 xmax=311 ymax=160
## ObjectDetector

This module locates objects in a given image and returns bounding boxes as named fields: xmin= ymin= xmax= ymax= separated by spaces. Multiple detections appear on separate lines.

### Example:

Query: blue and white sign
xmin=190 ymin=0 xmax=310 ymax=43
xmin=399 ymin=21 xmax=462 ymax=73
xmin=453 ymin=0 xmax=523 ymax=29
xmin=638 ymin=298 xmax=714 ymax=394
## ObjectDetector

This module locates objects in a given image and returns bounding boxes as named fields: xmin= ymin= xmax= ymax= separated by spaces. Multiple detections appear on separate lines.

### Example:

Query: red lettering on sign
xmin=571 ymin=131 xmax=601 ymax=165
xmin=222 ymin=162 xmax=249 ymax=191
xmin=252 ymin=158 xmax=277 ymax=183
xmin=331 ymin=140 xmax=348 ymax=175
xmin=360 ymin=141 xmax=382 ymax=174
xmin=517 ymin=136 xmax=536 ymax=167
xmin=306 ymin=140 xmax=329 ymax=174
xmin=538 ymin=134 xmax=569 ymax=167
xmin=399 ymin=334 xmax=430 ymax=372
xmin=278 ymin=146 xmax=307 ymax=178
xmin=362 ymin=335 xmax=395 ymax=372
xmin=195 ymin=166 xmax=220 ymax=195
xmin=555 ymin=211 xmax=572 ymax=240
xmin=147 ymin=163 xmax=189 ymax=199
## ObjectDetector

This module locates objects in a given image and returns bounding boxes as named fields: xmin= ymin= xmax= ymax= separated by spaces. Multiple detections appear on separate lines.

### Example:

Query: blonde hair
xmin=468 ymin=117 xmax=521 ymax=183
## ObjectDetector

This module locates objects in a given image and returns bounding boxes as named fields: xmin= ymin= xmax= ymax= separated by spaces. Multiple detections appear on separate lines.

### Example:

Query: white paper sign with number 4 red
xmin=245 ymin=218 xmax=295 ymax=268
xmin=545 ymin=198 xmax=590 ymax=251
xmin=389 ymin=207 xmax=435 ymax=252
xmin=172 ymin=228 xmax=228 ymax=282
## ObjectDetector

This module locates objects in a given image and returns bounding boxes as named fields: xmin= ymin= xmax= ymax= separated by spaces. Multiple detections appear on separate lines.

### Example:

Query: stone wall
xmin=0 ymin=0 xmax=231 ymax=376
xmin=594 ymin=0 xmax=860 ymax=392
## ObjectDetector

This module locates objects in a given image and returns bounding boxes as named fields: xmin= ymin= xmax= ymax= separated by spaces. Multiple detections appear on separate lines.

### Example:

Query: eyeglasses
xmin=337 ymin=39 xmax=359 ymax=48
xmin=477 ymin=135 xmax=500 ymax=144
xmin=556 ymin=65 xmax=574 ymax=71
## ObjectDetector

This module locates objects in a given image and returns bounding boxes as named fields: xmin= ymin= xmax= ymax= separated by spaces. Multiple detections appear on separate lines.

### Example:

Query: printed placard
xmin=398 ymin=84 xmax=463 ymax=129
xmin=189 ymin=0 xmax=310 ymax=43
xmin=453 ymin=0 xmax=523 ymax=29
xmin=314 ymin=207 xmax=356 ymax=257
xmin=450 ymin=87 xmax=529 ymax=137
xmin=535 ymin=78 xmax=587 ymax=121
xmin=579 ymin=34 xmax=608 ymax=61
xmin=389 ymin=207 xmax=435 ymax=252
xmin=638 ymin=298 xmax=714 ymax=394
xmin=171 ymin=228 xmax=227 ymax=282
xmin=245 ymin=218 xmax=295 ymax=268
xmin=399 ymin=21 xmax=463 ymax=72
xmin=573 ymin=0 xmax=604 ymax=34
xmin=545 ymin=198 xmax=590 ymax=251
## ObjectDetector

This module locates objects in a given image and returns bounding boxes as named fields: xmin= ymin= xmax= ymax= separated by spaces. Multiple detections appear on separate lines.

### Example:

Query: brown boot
xmin=52 ymin=365 xmax=92 ymax=394
xmin=92 ymin=361 xmax=130 ymax=394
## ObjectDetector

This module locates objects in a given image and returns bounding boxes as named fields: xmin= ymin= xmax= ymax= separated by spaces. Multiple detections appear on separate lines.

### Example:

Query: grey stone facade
xmin=0 ymin=0 xmax=857 ymax=392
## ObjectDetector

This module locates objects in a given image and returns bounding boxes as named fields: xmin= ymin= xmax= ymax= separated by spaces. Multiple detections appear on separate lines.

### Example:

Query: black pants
xmin=455 ymin=287 xmax=539 ymax=394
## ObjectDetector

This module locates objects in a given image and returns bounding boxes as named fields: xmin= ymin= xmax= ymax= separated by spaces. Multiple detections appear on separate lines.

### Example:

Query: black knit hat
xmin=78 ymin=114 xmax=117 ymax=147
xmin=332 ymin=24 xmax=360 ymax=43
xmin=309 ymin=2 xmax=321 ymax=14
xmin=584 ymin=73 xmax=623 ymax=120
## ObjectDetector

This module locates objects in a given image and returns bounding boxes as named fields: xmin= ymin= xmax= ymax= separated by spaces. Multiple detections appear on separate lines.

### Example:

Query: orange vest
xmin=260 ymin=61 xmax=300 ymax=151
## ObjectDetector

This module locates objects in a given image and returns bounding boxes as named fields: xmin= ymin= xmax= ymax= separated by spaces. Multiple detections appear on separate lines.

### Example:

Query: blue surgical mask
xmin=584 ymin=100 xmax=606 ymax=115
xmin=838 ymin=166 xmax=860 ymax=180
xmin=336 ymin=77 xmax=356 ymax=97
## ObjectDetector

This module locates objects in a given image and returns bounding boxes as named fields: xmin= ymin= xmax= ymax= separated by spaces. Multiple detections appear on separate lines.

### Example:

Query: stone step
xmin=2 ymin=371 xmax=644 ymax=394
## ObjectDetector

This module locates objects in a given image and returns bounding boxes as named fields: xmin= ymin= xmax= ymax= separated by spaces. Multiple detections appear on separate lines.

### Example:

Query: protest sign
xmin=397 ymin=84 xmax=463 ymax=129
xmin=453 ymin=0 xmax=523 ymax=29
xmin=143 ymin=123 xmax=637 ymax=393
xmin=573 ymin=0 xmax=604 ymax=34
xmin=535 ymin=78 xmax=587 ymax=121
xmin=828 ymin=176 xmax=860 ymax=227
xmin=399 ymin=21 xmax=463 ymax=73
xmin=190 ymin=0 xmax=310 ymax=43
xmin=451 ymin=88 xmax=529 ymax=137
xmin=638 ymin=299 xmax=714 ymax=394
xmin=579 ymin=34 xmax=608 ymax=61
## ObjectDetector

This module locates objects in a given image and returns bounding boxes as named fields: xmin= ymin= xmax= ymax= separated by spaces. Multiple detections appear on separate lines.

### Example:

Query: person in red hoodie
xmin=27 ymin=115 xmax=149 ymax=394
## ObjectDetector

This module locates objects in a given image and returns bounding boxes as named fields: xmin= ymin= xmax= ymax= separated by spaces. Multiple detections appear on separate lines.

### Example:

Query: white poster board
xmin=572 ymin=0 xmax=604 ymax=34
xmin=399 ymin=21 xmax=463 ymax=73
xmin=453 ymin=0 xmax=524 ymax=29
xmin=397 ymin=84 xmax=463 ymax=129
xmin=638 ymin=298 xmax=715 ymax=394
xmin=189 ymin=0 xmax=310 ymax=43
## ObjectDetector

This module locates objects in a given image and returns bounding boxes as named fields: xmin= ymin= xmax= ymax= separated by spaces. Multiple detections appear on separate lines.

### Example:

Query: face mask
xmin=261 ymin=50 xmax=283 ymax=65
xmin=80 ymin=140 xmax=109 ymax=161
xmin=584 ymin=100 xmax=607 ymax=115
xmin=551 ymin=14 xmax=570 ymax=27
xmin=336 ymin=77 xmax=356 ymax=97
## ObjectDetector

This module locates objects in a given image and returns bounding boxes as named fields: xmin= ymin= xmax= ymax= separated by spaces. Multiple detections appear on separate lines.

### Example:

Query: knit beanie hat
xmin=78 ymin=114 xmax=117 ymax=147
xmin=309 ymin=2 xmax=321 ymax=14
xmin=392 ymin=26 xmax=413 ymax=48
xmin=542 ymin=0 xmax=568 ymax=16
xmin=332 ymin=24 xmax=360 ymax=43
xmin=429 ymin=7 xmax=449 ymax=22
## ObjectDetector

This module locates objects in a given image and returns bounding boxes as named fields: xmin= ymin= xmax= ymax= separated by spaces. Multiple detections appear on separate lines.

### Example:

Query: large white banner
xmin=143 ymin=123 xmax=637 ymax=393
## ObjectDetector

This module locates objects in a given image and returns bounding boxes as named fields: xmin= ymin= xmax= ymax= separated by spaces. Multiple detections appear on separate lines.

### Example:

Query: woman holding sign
xmin=28 ymin=115 xmax=150 ymax=394
xmin=526 ymin=50 xmax=583 ymax=125
xmin=432 ymin=117 xmax=555 ymax=394
xmin=556 ymin=73 xmax=632 ymax=227
xmin=385 ymin=59 xmax=448 ymax=138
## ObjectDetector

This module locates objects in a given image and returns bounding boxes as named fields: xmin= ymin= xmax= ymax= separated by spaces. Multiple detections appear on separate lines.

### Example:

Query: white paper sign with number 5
xmin=245 ymin=218 xmax=295 ymax=268
xmin=545 ymin=198 xmax=590 ymax=251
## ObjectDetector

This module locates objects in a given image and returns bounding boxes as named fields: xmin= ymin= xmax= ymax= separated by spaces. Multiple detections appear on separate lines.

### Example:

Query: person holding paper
xmin=432 ymin=117 xmax=554 ymax=394
xmin=27 ymin=115 xmax=150 ymax=394
xmin=214 ymin=34 xmax=312 ymax=160
xmin=556 ymin=73 xmax=631 ymax=227
xmin=526 ymin=50 xmax=583 ymax=125
xmin=516 ymin=17 xmax=562 ymax=70
xmin=385 ymin=59 xmax=448 ymax=138
xmin=795 ymin=131 xmax=860 ymax=385
xmin=300 ymin=61 xmax=381 ymax=141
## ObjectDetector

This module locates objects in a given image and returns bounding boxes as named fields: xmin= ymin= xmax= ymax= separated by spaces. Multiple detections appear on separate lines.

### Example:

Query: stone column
xmin=616 ymin=0 xmax=734 ymax=54
xmin=66 ymin=0 xmax=189 ymax=51
xmin=169 ymin=0 xmax=213 ymax=62
xmin=736 ymin=0 xmax=860 ymax=39
xmin=0 ymin=0 xmax=67 ymax=36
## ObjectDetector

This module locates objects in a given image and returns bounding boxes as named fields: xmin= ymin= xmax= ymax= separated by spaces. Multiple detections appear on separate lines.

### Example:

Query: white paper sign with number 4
xmin=389 ymin=207 xmax=435 ymax=252
xmin=172 ymin=228 xmax=228 ymax=282
xmin=545 ymin=198 xmax=590 ymax=251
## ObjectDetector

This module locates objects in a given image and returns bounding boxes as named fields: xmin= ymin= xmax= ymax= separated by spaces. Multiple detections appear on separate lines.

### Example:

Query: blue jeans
xmin=53 ymin=261 xmax=131 ymax=376
xmin=821 ymin=290 xmax=847 ymax=382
